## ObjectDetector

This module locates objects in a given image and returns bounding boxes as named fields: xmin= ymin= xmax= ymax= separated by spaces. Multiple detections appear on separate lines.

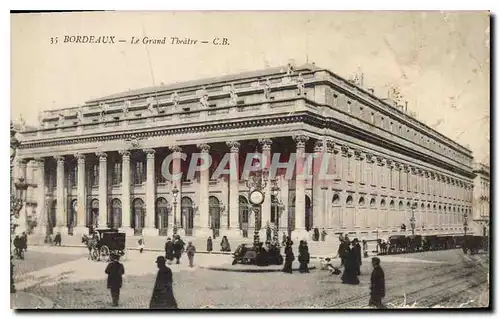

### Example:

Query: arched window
xmin=406 ymin=202 xmax=411 ymax=209
xmin=332 ymin=193 xmax=340 ymax=204
xmin=132 ymin=198 xmax=145 ymax=231
xmin=181 ymin=196 xmax=194 ymax=231
xmin=359 ymin=197 xmax=365 ymax=206
xmin=370 ymin=198 xmax=376 ymax=208
xmin=239 ymin=195 xmax=249 ymax=226
xmin=346 ymin=195 xmax=353 ymax=206
xmin=389 ymin=200 xmax=395 ymax=209
xmin=421 ymin=203 xmax=425 ymax=210
xmin=209 ymin=196 xmax=221 ymax=229
xmin=427 ymin=204 xmax=431 ymax=210
xmin=156 ymin=197 xmax=169 ymax=232
xmin=381 ymin=199 xmax=386 ymax=208
xmin=399 ymin=201 xmax=403 ymax=209
xmin=110 ymin=198 xmax=122 ymax=229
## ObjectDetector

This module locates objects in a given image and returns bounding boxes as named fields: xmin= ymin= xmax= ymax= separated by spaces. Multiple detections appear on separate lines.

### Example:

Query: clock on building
xmin=249 ymin=190 xmax=265 ymax=206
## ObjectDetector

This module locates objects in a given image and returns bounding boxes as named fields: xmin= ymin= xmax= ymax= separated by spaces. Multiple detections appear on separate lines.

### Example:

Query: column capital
xmin=197 ymin=143 xmax=211 ymax=153
xmin=95 ymin=152 xmax=107 ymax=160
xmin=293 ymin=135 xmax=309 ymax=148
xmin=386 ymin=159 xmax=394 ymax=167
xmin=226 ymin=141 xmax=240 ymax=153
xmin=74 ymin=153 xmax=85 ymax=163
xmin=143 ymin=148 xmax=156 ymax=159
xmin=314 ymin=140 xmax=326 ymax=153
xmin=258 ymin=138 xmax=273 ymax=151
xmin=354 ymin=149 xmax=365 ymax=160
xmin=325 ymin=140 xmax=335 ymax=153
xmin=376 ymin=157 xmax=385 ymax=166
xmin=33 ymin=157 xmax=45 ymax=164
xmin=169 ymin=145 xmax=182 ymax=153
xmin=54 ymin=156 xmax=65 ymax=164
xmin=119 ymin=150 xmax=131 ymax=158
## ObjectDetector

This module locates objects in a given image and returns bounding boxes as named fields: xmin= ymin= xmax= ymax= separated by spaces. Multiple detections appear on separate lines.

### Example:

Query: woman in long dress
xmin=150 ymin=256 xmax=178 ymax=309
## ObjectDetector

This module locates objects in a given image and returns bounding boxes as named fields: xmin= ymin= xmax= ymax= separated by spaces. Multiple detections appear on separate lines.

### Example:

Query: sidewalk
xmin=10 ymin=291 xmax=56 ymax=309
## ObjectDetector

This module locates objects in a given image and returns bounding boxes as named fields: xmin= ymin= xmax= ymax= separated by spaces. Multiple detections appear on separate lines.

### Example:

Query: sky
xmin=10 ymin=11 xmax=490 ymax=164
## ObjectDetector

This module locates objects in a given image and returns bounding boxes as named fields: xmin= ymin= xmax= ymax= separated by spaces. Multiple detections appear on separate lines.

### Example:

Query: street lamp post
xmin=410 ymin=203 xmax=417 ymax=236
xmin=172 ymin=185 xmax=179 ymax=236
xmin=245 ymin=170 xmax=267 ymax=246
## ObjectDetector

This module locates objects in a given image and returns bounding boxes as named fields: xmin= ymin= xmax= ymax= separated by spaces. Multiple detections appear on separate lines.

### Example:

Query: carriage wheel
xmin=91 ymin=248 xmax=99 ymax=261
xmin=100 ymin=245 xmax=110 ymax=262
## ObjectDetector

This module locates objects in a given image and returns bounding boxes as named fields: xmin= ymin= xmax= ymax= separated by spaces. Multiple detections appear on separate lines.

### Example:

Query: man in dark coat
xmin=21 ymin=232 xmax=28 ymax=252
xmin=341 ymin=242 xmax=359 ymax=285
xmin=369 ymin=257 xmax=386 ymax=309
xmin=150 ymin=256 xmax=178 ymax=309
xmin=105 ymin=253 xmax=125 ymax=307
xmin=337 ymin=238 xmax=350 ymax=267
xmin=282 ymin=240 xmax=294 ymax=273
xmin=54 ymin=232 xmax=62 ymax=246
xmin=352 ymin=238 xmax=362 ymax=275
xmin=206 ymin=236 xmax=213 ymax=253
xmin=173 ymin=236 xmax=185 ymax=264
xmin=266 ymin=224 xmax=272 ymax=242
xmin=298 ymin=240 xmax=310 ymax=273
xmin=165 ymin=238 xmax=174 ymax=264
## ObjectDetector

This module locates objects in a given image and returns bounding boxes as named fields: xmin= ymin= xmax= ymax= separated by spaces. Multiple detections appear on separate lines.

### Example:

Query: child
xmin=138 ymin=236 xmax=145 ymax=254
xmin=186 ymin=241 xmax=196 ymax=268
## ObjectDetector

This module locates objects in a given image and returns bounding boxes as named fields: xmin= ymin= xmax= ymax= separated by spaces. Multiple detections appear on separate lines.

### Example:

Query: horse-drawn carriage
xmin=82 ymin=228 xmax=127 ymax=262
xmin=232 ymin=242 xmax=284 ymax=266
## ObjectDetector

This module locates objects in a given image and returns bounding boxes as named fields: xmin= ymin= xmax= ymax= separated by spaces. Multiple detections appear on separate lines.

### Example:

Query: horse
xmin=81 ymin=234 xmax=99 ymax=260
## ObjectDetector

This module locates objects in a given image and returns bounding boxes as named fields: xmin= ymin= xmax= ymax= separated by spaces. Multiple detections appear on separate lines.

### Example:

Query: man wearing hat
xmin=352 ymin=238 xmax=362 ymax=275
xmin=150 ymin=256 xmax=178 ymax=309
xmin=105 ymin=253 xmax=125 ymax=307
xmin=369 ymin=257 xmax=386 ymax=309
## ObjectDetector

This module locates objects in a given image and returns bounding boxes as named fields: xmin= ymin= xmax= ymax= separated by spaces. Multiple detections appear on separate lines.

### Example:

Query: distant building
xmin=14 ymin=63 xmax=475 ymax=239
xmin=472 ymin=162 xmax=490 ymax=236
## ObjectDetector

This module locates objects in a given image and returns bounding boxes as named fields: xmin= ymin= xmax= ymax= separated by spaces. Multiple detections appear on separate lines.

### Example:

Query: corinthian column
xmin=34 ymin=158 xmax=47 ymax=235
xmin=292 ymin=134 xmax=309 ymax=240
xmin=119 ymin=150 xmax=134 ymax=235
xmin=73 ymin=153 xmax=87 ymax=234
xmin=197 ymin=144 xmax=211 ymax=237
xmin=259 ymin=138 xmax=272 ymax=234
xmin=226 ymin=141 xmax=241 ymax=237
xmin=54 ymin=156 xmax=68 ymax=234
xmin=143 ymin=149 xmax=158 ymax=236
xmin=313 ymin=140 xmax=325 ymax=230
xmin=95 ymin=152 xmax=108 ymax=229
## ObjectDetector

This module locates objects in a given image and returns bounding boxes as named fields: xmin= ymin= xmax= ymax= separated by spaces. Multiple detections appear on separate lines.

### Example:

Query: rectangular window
xmin=134 ymin=161 xmax=145 ymax=184
xmin=92 ymin=164 xmax=99 ymax=187
xmin=69 ymin=165 xmax=77 ymax=187
xmin=112 ymin=162 xmax=122 ymax=185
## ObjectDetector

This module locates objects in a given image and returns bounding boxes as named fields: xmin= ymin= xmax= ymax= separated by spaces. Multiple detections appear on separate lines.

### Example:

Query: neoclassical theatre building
xmin=14 ymin=63 xmax=475 ymax=239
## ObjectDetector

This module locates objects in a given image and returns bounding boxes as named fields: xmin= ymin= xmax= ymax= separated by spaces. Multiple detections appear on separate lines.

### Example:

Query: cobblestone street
xmin=10 ymin=246 xmax=489 ymax=309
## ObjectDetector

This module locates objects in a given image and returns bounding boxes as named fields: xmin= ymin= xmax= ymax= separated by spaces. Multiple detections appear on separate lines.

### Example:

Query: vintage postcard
xmin=10 ymin=11 xmax=490 ymax=309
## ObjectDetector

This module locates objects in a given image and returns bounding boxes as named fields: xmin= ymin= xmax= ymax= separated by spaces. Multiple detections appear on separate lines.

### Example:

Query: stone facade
xmin=472 ymin=162 xmax=490 ymax=236
xmin=14 ymin=64 xmax=475 ymax=239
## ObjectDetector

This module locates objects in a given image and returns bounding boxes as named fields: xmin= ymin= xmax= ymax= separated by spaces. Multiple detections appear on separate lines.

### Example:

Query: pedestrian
xmin=282 ymin=240 xmax=294 ymax=274
xmin=220 ymin=236 xmax=231 ymax=252
xmin=369 ymin=257 xmax=386 ymax=309
xmin=341 ymin=241 xmax=360 ymax=285
xmin=186 ymin=241 xmax=196 ymax=268
xmin=165 ymin=238 xmax=174 ymax=264
xmin=321 ymin=228 xmax=327 ymax=242
xmin=149 ymin=256 xmax=178 ymax=309
xmin=362 ymin=240 xmax=369 ymax=258
xmin=138 ymin=235 xmax=145 ymax=254
xmin=281 ymin=232 xmax=287 ymax=246
xmin=298 ymin=240 xmax=310 ymax=273
xmin=105 ymin=253 xmax=124 ymax=307
xmin=21 ymin=232 xmax=28 ymax=252
xmin=337 ymin=237 xmax=349 ymax=267
xmin=173 ymin=236 xmax=185 ymax=264
xmin=54 ymin=232 xmax=62 ymax=246
xmin=206 ymin=236 xmax=213 ymax=253
xmin=352 ymin=238 xmax=362 ymax=275
xmin=313 ymin=228 xmax=320 ymax=241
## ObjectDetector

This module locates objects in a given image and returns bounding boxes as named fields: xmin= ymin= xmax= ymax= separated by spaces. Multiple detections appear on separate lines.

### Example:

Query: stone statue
xmin=200 ymin=94 xmax=209 ymax=108
xmin=286 ymin=62 xmax=294 ymax=76
xmin=122 ymin=100 xmax=131 ymax=116
xmin=296 ymin=73 xmax=305 ymax=95
xmin=263 ymin=79 xmax=271 ymax=100
xmin=37 ymin=111 xmax=44 ymax=128
xmin=58 ymin=113 xmax=65 ymax=126
xmin=171 ymin=92 xmax=180 ymax=106
xmin=229 ymin=84 xmax=238 ymax=104
xmin=76 ymin=108 xmax=84 ymax=124
xmin=99 ymin=111 xmax=106 ymax=122
xmin=18 ymin=114 xmax=26 ymax=131
xmin=147 ymin=96 xmax=156 ymax=115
